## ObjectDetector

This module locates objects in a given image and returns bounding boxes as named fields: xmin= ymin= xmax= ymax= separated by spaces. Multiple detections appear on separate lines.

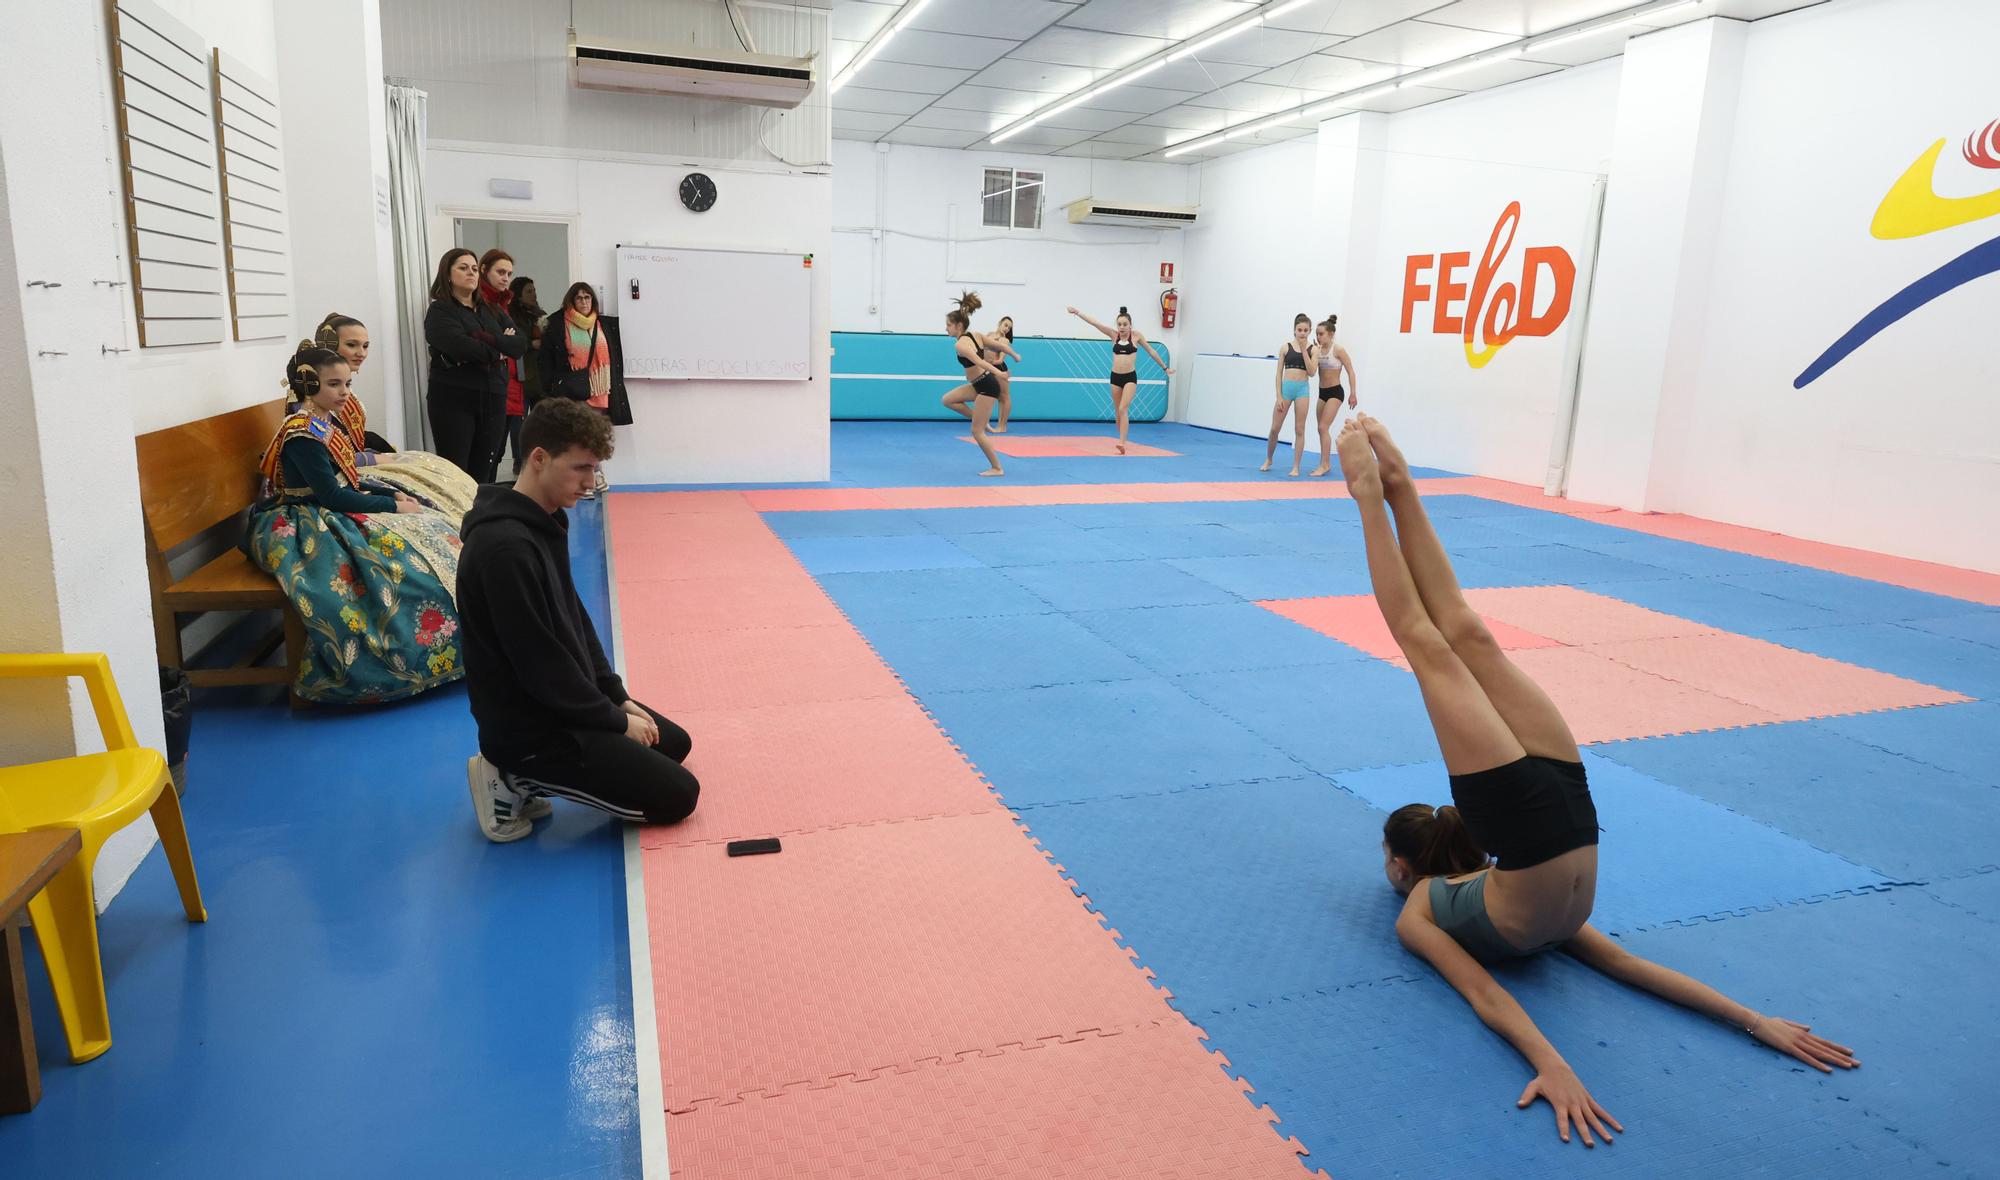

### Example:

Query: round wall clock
xmin=679 ymin=172 xmax=717 ymax=213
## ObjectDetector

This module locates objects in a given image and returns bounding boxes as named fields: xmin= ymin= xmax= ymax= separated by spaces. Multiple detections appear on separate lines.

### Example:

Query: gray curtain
xmin=385 ymin=84 xmax=433 ymax=450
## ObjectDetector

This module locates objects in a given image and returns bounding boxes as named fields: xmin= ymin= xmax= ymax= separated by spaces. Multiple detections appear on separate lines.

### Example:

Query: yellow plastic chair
xmin=0 ymin=653 xmax=206 ymax=1063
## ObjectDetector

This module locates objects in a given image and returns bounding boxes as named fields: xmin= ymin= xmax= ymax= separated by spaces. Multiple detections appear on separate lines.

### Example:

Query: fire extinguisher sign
xmin=1159 ymin=261 xmax=1174 ymax=283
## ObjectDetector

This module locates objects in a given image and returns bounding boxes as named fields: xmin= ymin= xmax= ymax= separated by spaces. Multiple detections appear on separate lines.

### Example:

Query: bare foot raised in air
xmin=1359 ymin=414 xmax=1409 ymax=491
xmin=1338 ymin=418 xmax=1381 ymax=502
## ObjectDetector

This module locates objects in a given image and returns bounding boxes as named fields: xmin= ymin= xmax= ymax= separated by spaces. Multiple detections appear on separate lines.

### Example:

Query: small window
xmin=981 ymin=167 xmax=1044 ymax=230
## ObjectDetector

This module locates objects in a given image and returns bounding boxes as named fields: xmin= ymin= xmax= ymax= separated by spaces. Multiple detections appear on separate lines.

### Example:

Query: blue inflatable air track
xmin=831 ymin=331 xmax=1169 ymax=420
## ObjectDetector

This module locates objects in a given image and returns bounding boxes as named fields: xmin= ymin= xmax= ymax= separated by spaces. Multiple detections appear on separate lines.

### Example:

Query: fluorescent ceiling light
xmin=1262 ymin=0 xmax=1316 ymax=19
xmin=1527 ymin=0 xmax=1700 ymax=54
xmin=1413 ymin=46 xmax=1523 ymax=87
xmin=1169 ymin=16 xmax=1262 ymax=63
xmin=1163 ymin=135 xmax=1225 ymax=159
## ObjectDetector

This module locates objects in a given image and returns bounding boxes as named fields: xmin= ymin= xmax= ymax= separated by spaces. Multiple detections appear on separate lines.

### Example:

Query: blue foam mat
xmin=1472 ymin=543 xmax=1684 ymax=586
xmin=1594 ymin=722 xmax=2000 ymax=879
xmin=1761 ymin=621 xmax=2000 ymax=699
xmin=1071 ymin=601 xmax=1374 ymax=677
xmin=761 ymin=509 xmax=932 ymax=540
xmin=1165 ymin=553 xmax=1379 ymax=600
xmin=1334 ymin=754 xmax=1893 ymax=931
xmin=1589 ymin=576 xmax=1845 ymax=639
xmin=1012 ymin=778 xmax=1421 ymax=1010
xmin=1927 ymin=868 xmax=2000 ymax=924
xmin=1898 ymin=609 xmax=2000 ymax=650
xmin=1813 ymin=700 xmax=2000 ymax=783
xmin=1087 ymin=522 xmax=1283 ymax=560
xmin=1217 ymin=520 xmax=1361 ymax=558
xmin=916 ymin=678 xmax=1302 ymax=806
xmin=1575 ymin=535 xmax=1792 ymax=578
xmin=814 ymin=566 xmax=1055 ymax=623
xmin=857 ymin=612 xmax=1147 ymax=694
xmin=942 ymin=524 xmax=1145 ymax=566
xmin=783 ymin=533 xmax=982 ymax=575
xmin=1177 ymin=660 xmax=1444 ymax=774
xmin=1716 ymin=568 xmax=1991 ymax=623
xmin=1002 ymin=557 xmax=1237 ymax=610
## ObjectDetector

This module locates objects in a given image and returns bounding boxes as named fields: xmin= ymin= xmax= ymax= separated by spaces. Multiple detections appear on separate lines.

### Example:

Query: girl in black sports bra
xmin=982 ymin=315 xmax=1022 ymax=433
xmin=940 ymin=290 xmax=1006 ymax=477
xmin=1341 ymin=414 xmax=1856 ymax=1148
xmin=1068 ymin=305 xmax=1173 ymax=454
xmin=1308 ymin=313 xmax=1359 ymax=477
xmin=1263 ymin=313 xmax=1317 ymax=476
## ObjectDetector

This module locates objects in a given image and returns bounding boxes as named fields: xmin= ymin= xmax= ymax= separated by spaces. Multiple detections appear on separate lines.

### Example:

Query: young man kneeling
xmin=458 ymin=399 xmax=699 ymax=841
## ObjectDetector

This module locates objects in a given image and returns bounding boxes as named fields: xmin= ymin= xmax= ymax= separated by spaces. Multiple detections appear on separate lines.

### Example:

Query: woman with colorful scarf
xmin=311 ymin=312 xmax=479 ymax=522
xmin=540 ymin=282 xmax=613 ymax=413
xmin=249 ymin=344 xmax=466 ymax=704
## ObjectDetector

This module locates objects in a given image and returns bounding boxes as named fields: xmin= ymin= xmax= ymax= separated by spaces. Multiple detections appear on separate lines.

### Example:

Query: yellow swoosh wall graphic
xmin=1870 ymin=138 xmax=2000 ymax=239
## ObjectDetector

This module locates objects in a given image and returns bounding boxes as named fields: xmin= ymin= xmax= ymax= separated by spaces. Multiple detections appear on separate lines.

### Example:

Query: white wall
xmin=831 ymin=141 xmax=1189 ymax=356
xmin=1643 ymin=0 xmax=2000 ymax=570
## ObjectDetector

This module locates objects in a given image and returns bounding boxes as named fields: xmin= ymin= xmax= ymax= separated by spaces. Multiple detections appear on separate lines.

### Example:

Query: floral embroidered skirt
xmin=359 ymin=450 xmax=478 ymax=523
xmin=249 ymin=500 xmax=465 ymax=704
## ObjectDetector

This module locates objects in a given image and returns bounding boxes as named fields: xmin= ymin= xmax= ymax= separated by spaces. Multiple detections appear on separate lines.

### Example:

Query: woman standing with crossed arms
xmin=1067 ymin=305 xmax=1172 ymax=454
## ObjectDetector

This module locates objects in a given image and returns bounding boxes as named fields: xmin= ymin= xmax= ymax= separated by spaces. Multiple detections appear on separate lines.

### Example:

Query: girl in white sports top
xmin=1309 ymin=314 xmax=1359 ymax=478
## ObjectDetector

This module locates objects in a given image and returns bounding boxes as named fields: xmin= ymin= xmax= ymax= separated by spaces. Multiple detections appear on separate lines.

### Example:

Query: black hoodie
xmin=458 ymin=484 xmax=628 ymax=760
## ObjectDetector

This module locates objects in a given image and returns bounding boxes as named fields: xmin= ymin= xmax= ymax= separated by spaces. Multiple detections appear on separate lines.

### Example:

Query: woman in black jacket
xmin=424 ymin=247 xmax=524 ymax=481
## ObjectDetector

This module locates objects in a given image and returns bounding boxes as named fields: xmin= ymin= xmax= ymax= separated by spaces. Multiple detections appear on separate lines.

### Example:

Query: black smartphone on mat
xmin=726 ymin=838 xmax=782 ymax=857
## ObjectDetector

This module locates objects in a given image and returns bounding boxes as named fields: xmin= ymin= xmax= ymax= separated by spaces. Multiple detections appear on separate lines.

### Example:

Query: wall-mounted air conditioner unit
xmin=1065 ymin=198 xmax=1200 ymax=228
xmin=568 ymin=33 xmax=814 ymax=109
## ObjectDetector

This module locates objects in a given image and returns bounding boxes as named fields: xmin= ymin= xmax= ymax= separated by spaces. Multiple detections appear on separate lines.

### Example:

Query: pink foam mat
xmin=1461 ymin=585 xmax=1718 ymax=646
xmin=646 ymin=811 xmax=1189 ymax=1112
xmin=1501 ymin=645 xmax=1787 ymax=744
xmin=623 ymin=622 xmax=906 ymax=711
xmin=664 ymin=1019 xmax=1319 ymax=1180
xmin=1263 ymin=594 xmax=1558 ymax=664
xmin=639 ymin=696 xmax=1005 ymax=848
xmin=965 ymin=435 xmax=1181 ymax=458
xmin=618 ymin=574 xmax=847 ymax=635
xmin=1591 ymin=632 xmax=1970 ymax=718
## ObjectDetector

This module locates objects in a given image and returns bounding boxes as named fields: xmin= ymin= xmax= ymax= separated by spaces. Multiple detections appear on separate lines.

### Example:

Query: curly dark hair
xmin=520 ymin=397 xmax=615 ymax=462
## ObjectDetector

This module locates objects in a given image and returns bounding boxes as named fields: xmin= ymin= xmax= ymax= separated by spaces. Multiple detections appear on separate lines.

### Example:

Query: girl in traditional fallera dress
xmin=248 ymin=344 xmax=467 ymax=705
xmin=312 ymin=312 xmax=479 ymax=521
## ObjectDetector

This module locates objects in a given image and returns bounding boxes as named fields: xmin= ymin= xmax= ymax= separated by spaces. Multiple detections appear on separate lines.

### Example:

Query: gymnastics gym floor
xmin=620 ymin=421 xmax=1998 ymax=1179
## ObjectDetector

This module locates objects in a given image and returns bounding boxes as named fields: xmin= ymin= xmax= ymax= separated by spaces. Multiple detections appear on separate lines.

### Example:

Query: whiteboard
xmin=614 ymin=244 xmax=812 ymax=381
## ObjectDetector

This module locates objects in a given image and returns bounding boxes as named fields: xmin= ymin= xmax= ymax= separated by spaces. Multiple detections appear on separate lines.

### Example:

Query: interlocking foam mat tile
xmin=1591 ymin=722 xmax=1998 ymax=879
xmin=1927 ymin=869 xmax=2000 ymax=924
xmin=1715 ymin=568 xmax=1992 ymax=623
xmin=1615 ymin=887 xmax=2000 ymax=1170
xmin=1754 ymin=621 xmax=2000 ymax=700
xmin=918 ymin=678 xmax=1303 ymax=807
xmin=1089 ymin=522 xmax=1289 ymax=560
xmin=1004 ymin=558 xmax=1238 ymax=610
xmin=1013 ymin=778 xmax=1421 ymax=1009
xmin=904 ymin=505 xmax=1078 ymax=534
xmin=663 ymin=1019 xmax=1320 ymax=1180
xmin=1503 ymin=645 xmax=1788 ymax=743
xmin=1572 ymin=536 xmax=1792 ymax=578
xmin=1470 ymin=542 xmax=1685 ymax=585
xmin=610 ymin=489 xmax=756 ymax=516
xmin=1461 ymin=586 xmax=1718 ymax=646
xmin=1264 ymin=594 xmax=1561 ymax=664
xmin=814 ymin=566 xmax=1057 ymax=623
xmin=1897 ymin=609 xmax=2000 ymax=650
xmin=944 ymin=524 xmax=1145 ymax=567
xmin=639 ymin=696 xmax=1004 ymax=849
xmin=1195 ymin=952 xmax=1949 ymax=1180
xmin=1484 ymin=510 xmax=1635 ymax=546
xmin=1589 ymin=631 xmax=1969 ymax=717
xmin=1166 ymin=554 xmax=1379 ymax=601
xmin=1072 ymin=602 xmax=1377 ymax=677
xmin=622 ymin=623 xmax=905 ymax=711
xmin=1332 ymin=754 xmax=1892 ymax=932
xmin=616 ymin=534 xmax=805 ymax=584
xmin=783 ymin=534 xmax=987 ymax=575
xmin=618 ymin=574 xmax=847 ymax=635
xmin=1411 ymin=494 xmax=1542 ymax=519
xmin=964 ymin=434 xmax=1182 ymax=458
xmin=1812 ymin=699 xmax=2000 ymax=782
xmin=645 ymin=811 xmax=1176 ymax=1111
xmin=1588 ymin=576 xmax=1846 ymax=639
xmin=1218 ymin=520 xmax=1361 ymax=558
xmin=1176 ymin=661 xmax=1445 ymax=774
xmin=1045 ymin=501 xmax=1252 ymax=529
xmin=761 ymin=509 xmax=934 ymax=540
xmin=859 ymin=612 xmax=1149 ymax=694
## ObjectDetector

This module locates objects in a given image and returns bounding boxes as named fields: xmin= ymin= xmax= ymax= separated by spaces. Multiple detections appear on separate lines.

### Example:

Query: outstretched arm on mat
xmin=1397 ymin=900 xmax=1623 ymax=1148
xmin=1563 ymin=926 xmax=1859 ymax=1072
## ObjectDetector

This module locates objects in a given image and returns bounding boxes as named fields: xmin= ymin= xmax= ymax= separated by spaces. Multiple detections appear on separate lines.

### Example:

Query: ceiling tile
xmin=1421 ymin=0 xmax=1631 ymax=36
xmin=1092 ymin=123 xmax=1194 ymax=147
xmin=932 ymin=85 xmax=1048 ymax=115
xmin=832 ymin=1 xmax=899 ymax=42
xmin=1135 ymin=104 xmax=1231 ymax=132
xmin=1251 ymin=50 xmax=1400 ymax=91
xmin=1182 ymin=25 xmax=1343 ymax=68
xmin=1059 ymin=0 xmax=1259 ymax=41
xmin=833 ymin=108 xmax=913 ymax=133
xmin=1184 ymin=79 xmax=1331 ymax=115
xmin=883 ymin=125 xmax=986 ymax=148
xmin=1515 ymin=23 xmax=1643 ymax=66
xmin=969 ymin=57 xmax=1103 ymax=93
xmin=1328 ymin=19 xmax=1516 ymax=67
xmin=1707 ymin=0 xmax=1828 ymax=18
xmin=849 ymin=60 xmax=981 ymax=93
xmin=1067 ymin=83 xmax=1205 ymax=114
xmin=1129 ymin=57 xmax=1265 ymax=93
xmin=837 ymin=86 xmax=941 ymax=114
xmin=875 ymin=29 xmax=1023 ymax=71
xmin=905 ymin=107 xmax=1015 ymax=133
xmin=1348 ymin=81 xmax=1459 ymax=112
xmin=831 ymin=37 xmax=866 ymax=74
xmin=1039 ymin=105 xmax=1147 ymax=132
xmin=901 ymin=0 xmax=1080 ymax=35
xmin=1053 ymin=141 xmax=1150 ymax=159
xmin=1414 ymin=55 xmax=1563 ymax=90
xmin=1013 ymin=26 xmax=1172 ymax=69
xmin=1262 ymin=0 xmax=1452 ymax=37
xmin=1001 ymin=125 xmax=1097 ymax=148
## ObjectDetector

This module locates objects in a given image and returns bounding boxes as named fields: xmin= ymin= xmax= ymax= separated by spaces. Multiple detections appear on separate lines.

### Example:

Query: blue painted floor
xmin=0 ymin=497 xmax=638 ymax=1178
xmin=767 ymin=424 xmax=2000 ymax=1178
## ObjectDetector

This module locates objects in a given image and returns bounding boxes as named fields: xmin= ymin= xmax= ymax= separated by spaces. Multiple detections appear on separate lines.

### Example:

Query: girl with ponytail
xmin=1067 ymin=303 xmax=1171 ymax=454
xmin=1308 ymin=314 xmax=1357 ymax=478
xmin=940 ymin=291 xmax=1007 ymax=477
xmin=1348 ymin=414 xmax=1855 ymax=1147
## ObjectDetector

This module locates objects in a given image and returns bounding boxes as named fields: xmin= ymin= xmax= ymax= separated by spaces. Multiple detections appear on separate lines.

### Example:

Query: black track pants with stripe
xmin=496 ymin=702 xmax=700 ymax=824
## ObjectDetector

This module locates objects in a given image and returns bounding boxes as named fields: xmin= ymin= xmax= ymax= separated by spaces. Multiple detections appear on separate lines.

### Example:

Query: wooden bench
xmin=135 ymin=399 xmax=305 ymax=705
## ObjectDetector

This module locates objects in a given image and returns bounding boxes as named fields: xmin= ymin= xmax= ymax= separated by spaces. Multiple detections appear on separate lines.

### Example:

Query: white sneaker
xmin=467 ymin=754 xmax=533 ymax=843
xmin=515 ymin=782 xmax=553 ymax=821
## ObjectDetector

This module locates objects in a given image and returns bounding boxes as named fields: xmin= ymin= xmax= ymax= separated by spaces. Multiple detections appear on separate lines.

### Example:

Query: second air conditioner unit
xmin=1065 ymin=198 xmax=1200 ymax=228
xmin=568 ymin=33 xmax=815 ymax=109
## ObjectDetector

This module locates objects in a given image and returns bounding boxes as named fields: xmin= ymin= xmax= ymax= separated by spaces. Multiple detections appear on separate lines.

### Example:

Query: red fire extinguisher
xmin=1160 ymin=287 xmax=1178 ymax=330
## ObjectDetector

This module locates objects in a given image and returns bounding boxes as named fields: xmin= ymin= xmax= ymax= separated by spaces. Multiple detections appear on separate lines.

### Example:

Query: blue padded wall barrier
xmin=831 ymin=331 xmax=1170 ymax=420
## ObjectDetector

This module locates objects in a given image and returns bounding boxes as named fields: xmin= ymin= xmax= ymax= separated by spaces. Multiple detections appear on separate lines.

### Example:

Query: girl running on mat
xmin=1308 ymin=314 xmax=1357 ymax=477
xmin=1340 ymin=415 xmax=1856 ymax=1148
xmin=983 ymin=315 xmax=1022 ymax=433
xmin=940 ymin=291 xmax=1006 ymax=477
xmin=1263 ymin=313 xmax=1316 ymax=476
xmin=1067 ymin=305 xmax=1171 ymax=454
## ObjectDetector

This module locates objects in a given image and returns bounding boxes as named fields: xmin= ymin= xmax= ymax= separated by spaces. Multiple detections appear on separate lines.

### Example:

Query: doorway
xmin=453 ymin=218 xmax=572 ymax=311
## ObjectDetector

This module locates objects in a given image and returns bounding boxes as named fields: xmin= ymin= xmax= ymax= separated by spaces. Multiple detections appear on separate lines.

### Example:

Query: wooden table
xmin=1 ymin=829 xmax=81 ymax=1113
